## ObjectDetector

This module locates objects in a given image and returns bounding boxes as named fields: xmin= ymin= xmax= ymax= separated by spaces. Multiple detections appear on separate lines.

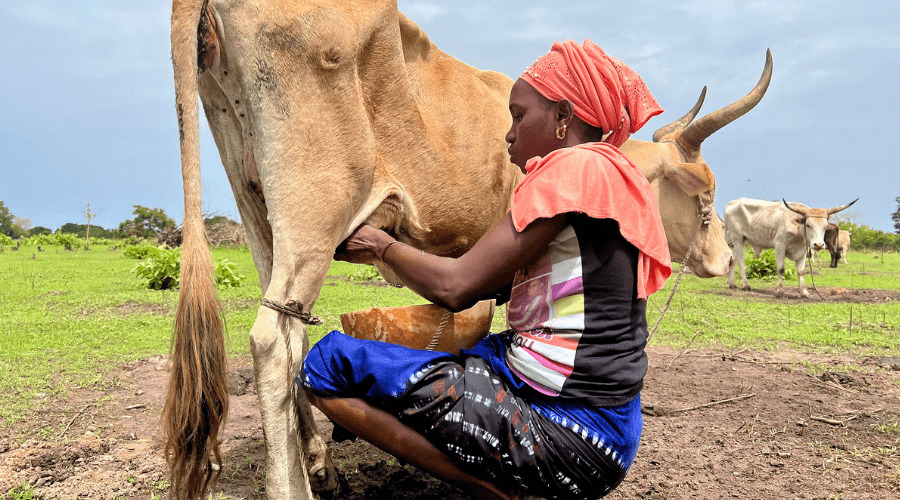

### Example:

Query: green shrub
xmin=132 ymin=248 xmax=244 ymax=290
xmin=214 ymin=258 xmax=245 ymax=288
xmin=21 ymin=234 xmax=56 ymax=246
xmin=53 ymin=233 xmax=81 ymax=248
xmin=0 ymin=234 xmax=12 ymax=246
xmin=133 ymin=247 xmax=181 ymax=290
xmin=744 ymin=249 xmax=797 ymax=280
xmin=123 ymin=244 xmax=161 ymax=260
xmin=839 ymin=222 xmax=900 ymax=252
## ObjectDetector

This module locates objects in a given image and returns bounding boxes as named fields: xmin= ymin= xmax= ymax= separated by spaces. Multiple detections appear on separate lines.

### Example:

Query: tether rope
xmin=648 ymin=191 xmax=713 ymax=339
xmin=262 ymin=298 xmax=324 ymax=325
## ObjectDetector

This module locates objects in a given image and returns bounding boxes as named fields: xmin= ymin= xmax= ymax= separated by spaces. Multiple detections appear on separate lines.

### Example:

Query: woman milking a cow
xmin=297 ymin=39 xmax=671 ymax=499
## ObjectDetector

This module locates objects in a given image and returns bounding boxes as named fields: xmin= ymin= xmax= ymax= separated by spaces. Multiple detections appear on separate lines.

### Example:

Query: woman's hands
xmin=334 ymin=224 xmax=395 ymax=264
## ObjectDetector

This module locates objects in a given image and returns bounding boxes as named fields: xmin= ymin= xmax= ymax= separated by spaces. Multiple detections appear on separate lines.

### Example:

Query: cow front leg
xmin=795 ymin=255 xmax=810 ymax=298
xmin=250 ymin=308 xmax=316 ymax=500
xmin=729 ymin=241 xmax=749 ymax=290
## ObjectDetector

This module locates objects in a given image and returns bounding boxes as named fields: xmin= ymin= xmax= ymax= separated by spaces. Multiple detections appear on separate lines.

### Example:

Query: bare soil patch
xmin=707 ymin=285 xmax=900 ymax=303
xmin=3 ymin=347 xmax=899 ymax=499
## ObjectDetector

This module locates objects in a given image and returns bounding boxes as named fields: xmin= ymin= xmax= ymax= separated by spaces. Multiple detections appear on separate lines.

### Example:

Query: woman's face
xmin=505 ymin=79 xmax=560 ymax=172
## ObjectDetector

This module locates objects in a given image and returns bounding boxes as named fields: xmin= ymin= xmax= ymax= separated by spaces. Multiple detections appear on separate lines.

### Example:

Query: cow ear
xmin=664 ymin=162 xmax=715 ymax=196
xmin=790 ymin=217 xmax=803 ymax=226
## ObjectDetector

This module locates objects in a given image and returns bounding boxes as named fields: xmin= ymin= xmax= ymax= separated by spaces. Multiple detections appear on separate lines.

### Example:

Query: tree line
xmin=3 ymin=199 xmax=900 ymax=250
xmin=0 ymin=203 xmax=179 ymax=240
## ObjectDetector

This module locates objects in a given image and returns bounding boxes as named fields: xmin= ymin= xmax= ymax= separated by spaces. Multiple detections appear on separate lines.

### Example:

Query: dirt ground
xmin=3 ymin=289 xmax=899 ymax=499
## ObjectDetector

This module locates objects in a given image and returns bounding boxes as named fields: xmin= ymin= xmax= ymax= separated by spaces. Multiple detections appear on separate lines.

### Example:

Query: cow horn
xmin=652 ymin=86 xmax=707 ymax=142
xmin=826 ymin=197 xmax=859 ymax=216
xmin=677 ymin=49 xmax=773 ymax=153
xmin=783 ymin=199 xmax=809 ymax=217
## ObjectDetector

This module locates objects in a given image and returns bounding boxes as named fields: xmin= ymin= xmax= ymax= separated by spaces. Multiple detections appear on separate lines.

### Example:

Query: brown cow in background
xmin=823 ymin=223 xmax=852 ymax=267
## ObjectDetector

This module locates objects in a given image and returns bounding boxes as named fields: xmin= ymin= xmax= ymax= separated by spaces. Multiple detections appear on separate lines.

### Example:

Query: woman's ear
xmin=557 ymin=99 xmax=575 ymax=126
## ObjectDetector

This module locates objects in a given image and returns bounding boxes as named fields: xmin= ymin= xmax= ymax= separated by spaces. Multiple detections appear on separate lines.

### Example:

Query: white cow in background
xmin=725 ymin=197 xmax=857 ymax=297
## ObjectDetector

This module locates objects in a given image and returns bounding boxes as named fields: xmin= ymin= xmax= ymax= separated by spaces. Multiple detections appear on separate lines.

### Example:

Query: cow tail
xmin=163 ymin=1 xmax=229 ymax=499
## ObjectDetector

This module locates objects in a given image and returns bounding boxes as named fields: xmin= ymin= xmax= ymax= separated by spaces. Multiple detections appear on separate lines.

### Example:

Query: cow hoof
xmin=775 ymin=290 xmax=784 ymax=298
xmin=742 ymin=285 xmax=751 ymax=291
xmin=728 ymin=284 xmax=737 ymax=290
xmin=306 ymin=445 xmax=340 ymax=494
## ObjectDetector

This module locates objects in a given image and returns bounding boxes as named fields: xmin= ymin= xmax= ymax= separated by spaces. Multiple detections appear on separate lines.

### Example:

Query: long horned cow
xmin=725 ymin=197 xmax=858 ymax=297
xmin=167 ymin=1 xmax=522 ymax=498
xmin=621 ymin=49 xmax=773 ymax=278
xmin=165 ymin=0 xmax=773 ymax=497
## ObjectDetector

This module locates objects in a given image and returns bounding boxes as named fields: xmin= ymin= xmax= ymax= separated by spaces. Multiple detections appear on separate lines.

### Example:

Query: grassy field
xmin=1 ymin=244 xmax=898 ymax=426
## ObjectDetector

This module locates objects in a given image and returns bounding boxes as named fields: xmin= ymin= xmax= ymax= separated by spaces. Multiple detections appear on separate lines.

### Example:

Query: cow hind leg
xmin=774 ymin=250 xmax=786 ymax=297
xmin=794 ymin=255 xmax=810 ymax=298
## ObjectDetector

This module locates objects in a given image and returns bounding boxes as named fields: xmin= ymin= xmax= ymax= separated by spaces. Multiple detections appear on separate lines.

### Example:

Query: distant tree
xmin=831 ymin=211 xmax=860 ymax=226
xmin=13 ymin=216 xmax=32 ymax=231
xmin=58 ymin=223 xmax=117 ymax=239
xmin=28 ymin=226 xmax=53 ymax=236
xmin=204 ymin=214 xmax=232 ymax=226
xmin=0 ymin=201 xmax=26 ymax=238
xmin=892 ymin=197 xmax=900 ymax=235
xmin=118 ymin=205 xmax=176 ymax=238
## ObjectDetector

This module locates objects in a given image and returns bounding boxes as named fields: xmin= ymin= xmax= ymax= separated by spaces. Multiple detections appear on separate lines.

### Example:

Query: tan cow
xmin=621 ymin=49 xmax=773 ymax=278
xmin=168 ymin=2 xmax=520 ymax=498
xmin=167 ymin=0 xmax=772 ymax=497
xmin=837 ymin=229 xmax=851 ymax=264
xmin=825 ymin=225 xmax=852 ymax=267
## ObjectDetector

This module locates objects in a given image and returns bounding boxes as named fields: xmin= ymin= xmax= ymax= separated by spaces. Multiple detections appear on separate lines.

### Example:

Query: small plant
xmin=133 ymin=246 xmax=181 ymax=290
xmin=123 ymin=244 xmax=161 ymax=260
xmin=878 ymin=422 xmax=900 ymax=436
xmin=348 ymin=265 xmax=382 ymax=282
xmin=744 ymin=249 xmax=797 ymax=280
xmin=215 ymin=258 xmax=245 ymax=288
xmin=4 ymin=481 xmax=37 ymax=500
xmin=152 ymin=480 xmax=170 ymax=493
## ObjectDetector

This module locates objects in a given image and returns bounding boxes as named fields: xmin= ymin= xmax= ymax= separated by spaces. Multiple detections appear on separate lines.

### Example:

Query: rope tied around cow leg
xmin=262 ymin=298 xmax=324 ymax=325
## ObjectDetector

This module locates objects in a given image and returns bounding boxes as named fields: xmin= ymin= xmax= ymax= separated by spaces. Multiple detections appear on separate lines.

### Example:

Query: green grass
xmin=1 ymin=245 xmax=897 ymax=427
xmin=647 ymin=251 xmax=900 ymax=352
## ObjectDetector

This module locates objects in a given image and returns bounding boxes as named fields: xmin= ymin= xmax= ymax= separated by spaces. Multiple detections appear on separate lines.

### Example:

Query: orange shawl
xmin=510 ymin=142 xmax=671 ymax=298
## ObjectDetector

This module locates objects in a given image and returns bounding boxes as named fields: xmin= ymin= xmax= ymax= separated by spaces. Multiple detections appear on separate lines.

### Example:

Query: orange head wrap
xmin=520 ymin=39 xmax=663 ymax=147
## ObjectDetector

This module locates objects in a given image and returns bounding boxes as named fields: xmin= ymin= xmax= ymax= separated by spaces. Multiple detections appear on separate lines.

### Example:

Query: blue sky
xmin=1 ymin=1 xmax=898 ymax=232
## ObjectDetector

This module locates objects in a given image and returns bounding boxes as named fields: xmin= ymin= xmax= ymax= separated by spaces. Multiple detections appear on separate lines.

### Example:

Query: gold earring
xmin=556 ymin=125 xmax=567 ymax=140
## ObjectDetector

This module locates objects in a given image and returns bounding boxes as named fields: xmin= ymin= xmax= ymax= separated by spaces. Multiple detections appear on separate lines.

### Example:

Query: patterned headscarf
xmin=521 ymin=39 xmax=663 ymax=147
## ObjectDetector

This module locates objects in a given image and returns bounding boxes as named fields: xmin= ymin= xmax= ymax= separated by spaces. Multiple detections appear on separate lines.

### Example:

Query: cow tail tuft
xmin=164 ymin=0 xmax=229 ymax=499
